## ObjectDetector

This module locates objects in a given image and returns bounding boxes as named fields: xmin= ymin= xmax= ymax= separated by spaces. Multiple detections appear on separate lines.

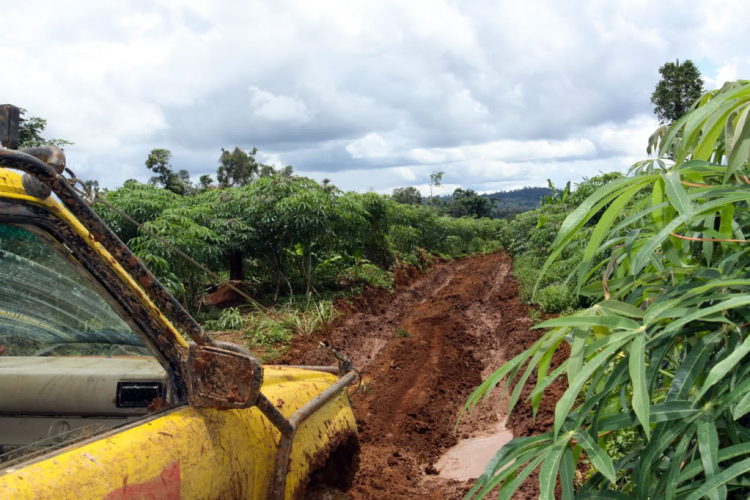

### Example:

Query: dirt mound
xmin=202 ymin=281 xmax=258 ymax=308
xmin=279 ymin=253 xmax=566 ymax=499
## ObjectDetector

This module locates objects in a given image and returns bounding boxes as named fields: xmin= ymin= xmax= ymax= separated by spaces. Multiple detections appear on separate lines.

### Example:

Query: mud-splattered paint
xmin=104 ymin=461 xmax=180 ymax=500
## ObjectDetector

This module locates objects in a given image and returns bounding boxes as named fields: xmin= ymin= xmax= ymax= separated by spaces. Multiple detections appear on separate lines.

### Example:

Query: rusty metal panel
xmin=0 ymin=105 xmax=20 ymax=149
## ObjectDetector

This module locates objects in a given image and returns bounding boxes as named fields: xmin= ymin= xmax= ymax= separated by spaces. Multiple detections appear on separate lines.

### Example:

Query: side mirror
xmin=185 ymin=342 xmax=263 ymax=409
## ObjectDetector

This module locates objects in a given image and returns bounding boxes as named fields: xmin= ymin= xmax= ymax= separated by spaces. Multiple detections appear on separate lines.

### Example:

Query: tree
xmin=444 ymin=188 xmax=494 ymax=218
xmin=259 ymin=164 xmax=275 ymax=178
xmin=93 ymin=181 xmax=183 ymax=249
xmin=651 ymin=59 xmax=704 ymax=124
xmin=97 ymin=171 xmax=506 ymax=305
xmin=198 ymin=175 xmax=214 ymax=191
xmin=258 ymin=164 xmax=295 ymax=179
xmin=429 ymin=171 xmax=444 ymax=206
xmin=17 ymin=110 xmax=73 ymax=149
xmin=277 ymin=165 xmax=294 ymax=177
xmin=83 ymin=180 xmax=101 ymax=196
xmin=145 ymin=149 xmax=185 ymax=195
xmin=320 ymin=178 xmax=335 ymax=194
xmin=217 ymin=147 xmax=259 ymax=187
xmin=392 ymin=186 xmax=422 ymax=205
xmin=177 ymin=170 xmax=196 ymax=195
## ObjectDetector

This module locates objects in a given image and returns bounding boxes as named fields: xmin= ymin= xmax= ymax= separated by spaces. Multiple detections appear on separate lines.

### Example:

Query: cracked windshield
xmin=0 ymin=225 xmax=149 ymax=357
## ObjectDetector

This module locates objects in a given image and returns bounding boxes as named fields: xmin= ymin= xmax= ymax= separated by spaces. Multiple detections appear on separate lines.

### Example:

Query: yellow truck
xmin=0 ymin=104 xmax=359 ymax=499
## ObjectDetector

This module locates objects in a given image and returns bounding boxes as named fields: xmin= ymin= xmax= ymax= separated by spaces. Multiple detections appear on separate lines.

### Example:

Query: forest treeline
xmin=401 ymin=185 xmax=550 ymax=219
xmin=88 ymin=145 xmax=561 ymax=309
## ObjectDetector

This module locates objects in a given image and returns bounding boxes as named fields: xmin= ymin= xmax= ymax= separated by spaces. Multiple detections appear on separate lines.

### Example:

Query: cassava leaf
xmin=539 ymin=442 xmax=567 ymax=500
xmin=697 ymin=415 xmax=726 ymax=500
xmin=554 ymin=334 xmax=634 ymax=437
xmin=573 ymin=429 xmax=617 ymax=483
xmin=697 ymin=332 xmax=750 ymax=401
xmin=630 ymin=333 xmax=650 ymax=440
xmin=685 ymin=457 xmax=750 ymax=500
xmin=534 ymin=315 xmax=641 ymax=331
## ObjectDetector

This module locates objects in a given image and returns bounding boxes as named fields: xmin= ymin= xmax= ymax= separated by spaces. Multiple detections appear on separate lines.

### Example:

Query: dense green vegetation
xmin=439 ymin=188 xmax=497 ymax=218
xmin=490 ymin=173 xmax=624 ymax=316
xmin=465 ymin=80 xmax=750 ymax=499
xmin=93 ymin=168 xmax=503 ymax=361
xmin=501 ymin=203 xmax=581 ymax=315
xmin=95 ymin=175 xmax=504 ymax=313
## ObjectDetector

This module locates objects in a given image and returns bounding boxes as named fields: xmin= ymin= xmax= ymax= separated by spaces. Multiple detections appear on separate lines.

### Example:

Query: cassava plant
xmin=463 ymin=80 xmax=750 ymax=499
xmin=99 ymin=174 xmax=504 ymax=305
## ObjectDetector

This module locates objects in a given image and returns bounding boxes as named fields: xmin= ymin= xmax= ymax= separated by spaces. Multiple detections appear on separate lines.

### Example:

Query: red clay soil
xmin=279 ymin=253 xmax=568 ymax=500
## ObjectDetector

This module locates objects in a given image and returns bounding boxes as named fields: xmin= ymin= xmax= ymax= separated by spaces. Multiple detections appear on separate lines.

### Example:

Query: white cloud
xmin=248 ymin=86 xmax=312 ymax=123
xmin=390 ymin=166 xmax=417 ymax=181
xmin=447 ymin=89 xmax=490 ymax=122
xmin=257 ymin=152 xmax=286 ymax=168
xmin=406 ymin=138 xmax=596 ymax=164
xmin=117 ymin=13 xmax=162 ymax=31
xmin=590 ymin=114 xmax=660 ymax=156
xmin=714 ymin=62 xmax=742 ymax=89
xmin=346 ymin=133 xmax=392 ymax=159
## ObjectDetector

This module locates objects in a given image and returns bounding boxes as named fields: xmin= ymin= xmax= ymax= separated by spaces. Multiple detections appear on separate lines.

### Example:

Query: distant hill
xmin=483 ymin=186 xmax=553 ymax=218
xmin=436 ymin=186 xmax=553 ymax=219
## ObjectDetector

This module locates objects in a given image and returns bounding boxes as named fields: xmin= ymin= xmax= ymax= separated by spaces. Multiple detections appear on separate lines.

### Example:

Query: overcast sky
xmin=2 ymin=0 xmax=747 ymax=196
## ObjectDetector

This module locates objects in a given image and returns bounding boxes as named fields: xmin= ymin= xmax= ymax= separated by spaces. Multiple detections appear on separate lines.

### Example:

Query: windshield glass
xmin=0 ymin=225 xmax=150 ymax=357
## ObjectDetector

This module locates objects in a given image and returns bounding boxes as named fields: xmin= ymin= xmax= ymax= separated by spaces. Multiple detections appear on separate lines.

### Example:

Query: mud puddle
xmin=280 ymin=252 xmax=569 ymax=499
xmin=436 ymin=421 xmax=513 ymax=481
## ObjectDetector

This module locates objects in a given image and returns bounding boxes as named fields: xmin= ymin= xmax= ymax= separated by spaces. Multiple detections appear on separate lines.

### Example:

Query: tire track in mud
xmin=281 ymin=253 xmax=567 ymax=500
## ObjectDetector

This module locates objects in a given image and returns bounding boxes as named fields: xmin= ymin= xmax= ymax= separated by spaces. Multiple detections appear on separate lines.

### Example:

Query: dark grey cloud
xmin=1 ymin=0 xmax=745 ymax=194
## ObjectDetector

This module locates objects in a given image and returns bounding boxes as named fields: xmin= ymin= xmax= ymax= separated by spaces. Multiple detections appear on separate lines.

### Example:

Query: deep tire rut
xmin=280 ymin=253 xmax=567 ymax=500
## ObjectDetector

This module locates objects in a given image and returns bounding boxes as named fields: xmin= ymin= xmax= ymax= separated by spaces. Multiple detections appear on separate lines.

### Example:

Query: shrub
xmin=534 ymin=283 xmax=578 ymax=314
xmin=512 ymin=235 xmax=583 ymax=313
xmin=512 ymin=253 xmax=541 ymax=304
xmin=204 ymin=307 xmax=243 ymax=331
xmin=501 ymin=204 xmax=574 ymax=257
xmin=346 ymin=262 xmax=394 ymax=290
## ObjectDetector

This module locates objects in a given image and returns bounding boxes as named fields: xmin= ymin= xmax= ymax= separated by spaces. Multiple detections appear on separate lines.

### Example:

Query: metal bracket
xmin=255 ymin=344 xmax=360 ymax=500
xmin=319 ymin=341 xmax=354 ymax=375
xmin=258 ymin=369 xmax=359 ymax=500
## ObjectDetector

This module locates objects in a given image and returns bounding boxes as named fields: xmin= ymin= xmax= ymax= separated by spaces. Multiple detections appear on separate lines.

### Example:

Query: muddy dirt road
xmin=281 ymin=253 xmax=568 ymax=499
